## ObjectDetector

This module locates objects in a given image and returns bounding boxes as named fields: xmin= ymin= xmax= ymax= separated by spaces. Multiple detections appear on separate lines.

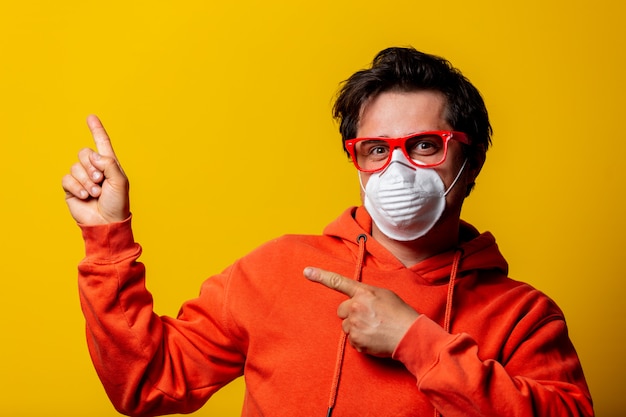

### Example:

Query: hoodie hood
xmin=323 ymin=206 xmax=509 ymax=284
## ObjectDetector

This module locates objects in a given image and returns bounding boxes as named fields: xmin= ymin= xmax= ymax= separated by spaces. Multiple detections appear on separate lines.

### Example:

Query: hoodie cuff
xmin=79 ymin=216 xmax=137 ymax=261
xmin=392 ymin=314 xmax=460 ymax=380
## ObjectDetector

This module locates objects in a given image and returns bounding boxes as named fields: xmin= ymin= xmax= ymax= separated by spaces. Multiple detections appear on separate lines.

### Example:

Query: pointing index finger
xmin=87 ymin=114 xmax=117 ymax=158
xmin=303 ymin=267 xmax=360 ymax=297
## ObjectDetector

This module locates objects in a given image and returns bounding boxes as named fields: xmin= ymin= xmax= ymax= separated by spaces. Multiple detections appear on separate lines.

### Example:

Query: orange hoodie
xmin=77 ymin=206 xmax=593 ymax=417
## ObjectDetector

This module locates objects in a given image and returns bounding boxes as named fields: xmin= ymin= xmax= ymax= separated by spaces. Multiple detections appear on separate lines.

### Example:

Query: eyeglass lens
xmin=355 ymin=133 xmax=447 ymax=171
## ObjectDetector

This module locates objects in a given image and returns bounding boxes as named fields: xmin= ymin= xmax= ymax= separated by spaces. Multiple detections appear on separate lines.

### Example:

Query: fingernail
xmin=92 ymin=171 xmax=101 ymax=181
xmin=79 ymin=190 xmax=88 ymax=199
xmin=91 ymin=186 xmax=100 ymax=195
xmin=303 ymin=267 xmax=316 ymax=279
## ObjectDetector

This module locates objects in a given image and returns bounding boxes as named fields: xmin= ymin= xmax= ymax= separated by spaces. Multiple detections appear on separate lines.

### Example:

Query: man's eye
xmin=407 ymin=136 xmax=442 ymax=156
xmin=359 ymin=141 xmax=389 ymax=157
xmin=371 ymin=146 xmax=388 ymax=155
xmin=417 ymin=141 xmax=436 ymax=150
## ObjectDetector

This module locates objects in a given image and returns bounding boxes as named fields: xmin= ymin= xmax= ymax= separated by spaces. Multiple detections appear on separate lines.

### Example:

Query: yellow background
xmin=1 ymin=1 xmax=624 ymax=416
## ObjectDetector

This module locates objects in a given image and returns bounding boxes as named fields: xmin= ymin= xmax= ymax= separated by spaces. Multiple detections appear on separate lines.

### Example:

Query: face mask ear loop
xmin=358 ymin=171 xmax=367 ymax=195
xmin=443 ymin=159 xmax=468 ymax=197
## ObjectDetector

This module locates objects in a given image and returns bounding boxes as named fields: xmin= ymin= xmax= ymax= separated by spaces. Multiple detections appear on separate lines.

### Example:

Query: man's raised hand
xmin=62 ymin=115 xmax=130 ymax=225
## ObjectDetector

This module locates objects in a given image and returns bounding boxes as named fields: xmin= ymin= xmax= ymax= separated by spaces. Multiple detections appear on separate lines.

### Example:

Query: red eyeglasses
xmin=345 ymin=130 xmax=470 ymax=172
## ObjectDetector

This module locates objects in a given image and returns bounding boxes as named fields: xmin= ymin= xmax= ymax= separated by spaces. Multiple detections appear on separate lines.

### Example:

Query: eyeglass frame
xmin=344 ymin=130 xmax=470 ymax=173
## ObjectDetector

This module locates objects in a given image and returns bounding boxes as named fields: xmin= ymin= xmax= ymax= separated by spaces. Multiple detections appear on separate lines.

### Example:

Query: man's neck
xmin=371 ymin=219 xmax=461 ymax=267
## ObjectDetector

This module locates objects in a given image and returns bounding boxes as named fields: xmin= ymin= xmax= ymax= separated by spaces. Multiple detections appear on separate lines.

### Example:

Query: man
xmin=62 ymin=47 xmax=593 ymax=416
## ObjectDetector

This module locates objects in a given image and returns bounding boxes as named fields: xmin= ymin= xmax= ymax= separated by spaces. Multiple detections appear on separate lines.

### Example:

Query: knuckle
xmin=358 ymin=285 xmax=377 ymax=300
xmin=77 ymin=147 xmax=92 ymax=159
xmin=342 ymin=319 xmax=350 ymax=333
xmin=349 ymin=334 xmax=365 ymax=350
xmin=61 ymin=175 xmax=72 ymax=191
xmin=349 ymin=301 xmax=362 ymax=314
xmin=69 ymin=162 xmax=87 ymax=179
xmin=328 ymin=273 xmax=343 ymax=290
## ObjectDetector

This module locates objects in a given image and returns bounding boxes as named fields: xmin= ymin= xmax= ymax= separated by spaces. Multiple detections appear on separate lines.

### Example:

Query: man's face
xmin=356 ymin=89 xmax=474 ymax=215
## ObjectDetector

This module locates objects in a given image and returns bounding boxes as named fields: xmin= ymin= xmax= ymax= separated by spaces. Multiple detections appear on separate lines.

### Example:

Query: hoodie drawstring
xmin=325 ymin=237 xmax=463 ymax=417
xmin=326 ymin=234 xmax=367 ymax=417
xmin=443 ymin=249 xmax=463 ymax=334
xmin=435 ymin=248 xmax=464 ymax=417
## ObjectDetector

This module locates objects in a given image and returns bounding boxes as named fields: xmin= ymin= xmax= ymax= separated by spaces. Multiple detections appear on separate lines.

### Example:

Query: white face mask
xmin=362 ymin=149 xmax=467 ymax=241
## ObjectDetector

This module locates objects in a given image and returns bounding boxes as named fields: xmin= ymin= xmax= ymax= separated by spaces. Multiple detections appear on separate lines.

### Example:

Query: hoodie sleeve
xmin=392 ymin=314 xmax=594 ymax=417
xmin=77 ymin=217 xmax=245 ymax=416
